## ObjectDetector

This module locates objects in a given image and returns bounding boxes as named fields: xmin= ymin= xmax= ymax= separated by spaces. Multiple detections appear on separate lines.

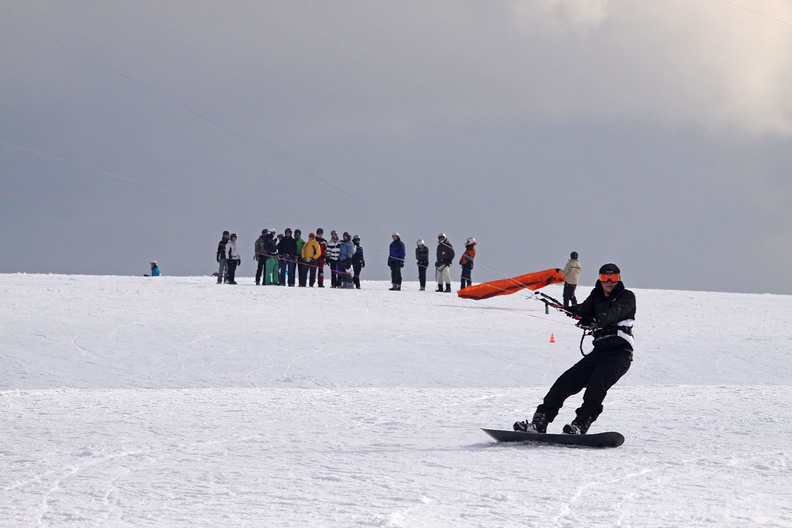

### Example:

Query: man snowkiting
xmin=514 ymin=263 xmax=635 ymax=435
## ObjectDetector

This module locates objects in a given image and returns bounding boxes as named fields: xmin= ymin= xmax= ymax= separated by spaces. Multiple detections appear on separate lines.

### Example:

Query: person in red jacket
xmin=459 ymin=237 xmax=476 ymax=290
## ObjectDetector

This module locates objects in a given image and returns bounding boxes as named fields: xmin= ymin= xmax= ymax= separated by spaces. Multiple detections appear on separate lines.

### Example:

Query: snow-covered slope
xmin=2 ymin=274 xmax=791 ymax=527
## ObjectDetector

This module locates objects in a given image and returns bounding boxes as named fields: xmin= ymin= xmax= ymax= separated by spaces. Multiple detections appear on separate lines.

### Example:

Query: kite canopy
xmin=457 ymin=268 xmax=565 ymax=300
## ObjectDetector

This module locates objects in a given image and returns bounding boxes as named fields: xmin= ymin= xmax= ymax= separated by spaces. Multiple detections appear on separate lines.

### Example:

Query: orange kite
xmin=457 ymin=268 xmax=565 ymax=300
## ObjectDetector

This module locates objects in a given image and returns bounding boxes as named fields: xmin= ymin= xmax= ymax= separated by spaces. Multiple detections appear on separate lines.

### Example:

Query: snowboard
xmin=482 ymin=428 xmax=624 ymax=448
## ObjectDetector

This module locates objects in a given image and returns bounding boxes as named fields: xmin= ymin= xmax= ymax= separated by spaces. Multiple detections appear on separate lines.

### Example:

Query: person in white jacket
xmin=561 ymin=251 xmax=581 ymax=308
xmin=226 ymin=233 xmax=241 ymax=285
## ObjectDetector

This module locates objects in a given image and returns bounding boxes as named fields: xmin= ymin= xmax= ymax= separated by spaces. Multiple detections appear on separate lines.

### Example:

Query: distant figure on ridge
xmin=561 ymin=251 xmax=581 ymax=308
xmin=338 ymin=232 xmax=355 ymax=288
xmin=415 ymin=240 xmax=429 ymax=291
xmin=351 ymin=235 xmax=365 ymax=289
xmin=435 ymin=233 xmax=454 ymax=293
xmin=225 ymin=233 xmax=241 ymax=285
xmin=388 ymin=233 xmax=406 ymax=291
xmin=254 ymin=230 xmax=269 ymax=286
xmin=315 ymin=228 xmax=327 ymax=288
xmin=301 ymin=233 xmax=321 ymax=287
xmin=459 ymin=237 xmax=476 ymax=290
xmin=216 ymin=230 xmax=230 ymax=284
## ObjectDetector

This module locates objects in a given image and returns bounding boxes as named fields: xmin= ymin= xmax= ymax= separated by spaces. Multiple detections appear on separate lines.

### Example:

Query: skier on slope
xmin=514 ymin=263 xmax=635 ymax=435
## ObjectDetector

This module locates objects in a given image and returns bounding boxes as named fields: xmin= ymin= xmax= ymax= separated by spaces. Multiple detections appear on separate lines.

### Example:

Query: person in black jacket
xmin=388 ymin=233 xmax=406 ymax=291
xmin=216 ymin=230 xmax=230 ymax=284
xmin=514 ymin=263 xmax=635 ymax=435
xmin=278 ymin=228 xmax=298 ymax=286
xmin=351 ymin=235 xmax=365 ymax=289
xmin=415 ymin=240 xmax=429 ymax=291
xmin=435 ymin=233 xmax=454 ymax=292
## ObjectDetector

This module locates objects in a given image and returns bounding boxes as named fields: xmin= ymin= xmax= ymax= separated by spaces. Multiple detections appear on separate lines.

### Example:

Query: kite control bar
xmin=532 ymin=292 xmax=576 ymax=317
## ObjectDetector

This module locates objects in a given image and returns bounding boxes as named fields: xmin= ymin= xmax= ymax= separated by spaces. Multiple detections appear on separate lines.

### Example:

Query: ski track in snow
xmin=1 ymin=274 xmax=792 ymax=527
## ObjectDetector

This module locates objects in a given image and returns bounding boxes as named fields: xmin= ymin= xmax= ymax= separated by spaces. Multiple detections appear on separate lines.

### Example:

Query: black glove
xmin=577 ymin=316 xmax=595 ymax=328
xmin=361 ymin=260 xmax=365 ymax=268
xmin=236 ymin=259 xmax=241 ymax=266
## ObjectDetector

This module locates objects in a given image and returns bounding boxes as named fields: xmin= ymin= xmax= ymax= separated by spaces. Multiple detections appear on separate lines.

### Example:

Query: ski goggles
xmin=599 ymin=273 xmax=620 ymax=283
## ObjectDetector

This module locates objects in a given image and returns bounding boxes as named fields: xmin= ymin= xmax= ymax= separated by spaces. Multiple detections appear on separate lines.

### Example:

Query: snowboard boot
xmin=436 ymin=284 xmax=444 ymax=292
xmin=563 ymin=415 xmax=592 ymax=435
xmin=444 ymin=283 xmax=452 ymax=293
xmin=513 ymin=412 xmax=548 ymax=434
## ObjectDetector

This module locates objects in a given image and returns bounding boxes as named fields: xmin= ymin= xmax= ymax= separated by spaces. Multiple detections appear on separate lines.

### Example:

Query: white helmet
xmin=466 ymin=237 xmax=476 ymax=246
xmin=392 ymin=232 xmax=400 ymax=237
xmin=417 ymin=239 xmax=425 ymax=247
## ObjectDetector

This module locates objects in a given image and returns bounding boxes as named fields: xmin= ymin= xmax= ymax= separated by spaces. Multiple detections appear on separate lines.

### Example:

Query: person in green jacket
xmin=295 ymin=229 xmax=306 ymax=286
xmin=264 ymin=229 xmax=280 ymax=285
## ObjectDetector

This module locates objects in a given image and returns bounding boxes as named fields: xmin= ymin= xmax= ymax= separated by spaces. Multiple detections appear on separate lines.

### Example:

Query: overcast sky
xmin=2 ymin=0 xmax=791 ymax=294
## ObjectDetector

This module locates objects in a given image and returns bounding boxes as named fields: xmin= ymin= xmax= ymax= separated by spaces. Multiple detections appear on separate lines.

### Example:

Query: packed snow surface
xmin=2 ymin=274 xmax=791 ymax=527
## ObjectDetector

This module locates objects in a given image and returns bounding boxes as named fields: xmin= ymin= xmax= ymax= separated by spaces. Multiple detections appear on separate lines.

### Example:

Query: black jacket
xmin=574 ymin=282 xmax=636 ymax=351
xmin=416 ymin=245 xmax=429 ymax=265
xmin=278 ymin=236 xmax=298 ymax=258
xmin=217 ymin=237 xmax=229 ymax=261
xmin=436 ymin=239 xmax=454 ymax=266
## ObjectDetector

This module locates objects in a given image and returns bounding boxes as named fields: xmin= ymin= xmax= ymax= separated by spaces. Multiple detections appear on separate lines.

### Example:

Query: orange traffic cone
xmin=550 ymin=333 xmax=556 ymax=343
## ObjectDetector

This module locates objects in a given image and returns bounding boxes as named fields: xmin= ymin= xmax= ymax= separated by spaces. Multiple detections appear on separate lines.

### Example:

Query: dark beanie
xmin=599 ymin=263 xmax=620 ymax=274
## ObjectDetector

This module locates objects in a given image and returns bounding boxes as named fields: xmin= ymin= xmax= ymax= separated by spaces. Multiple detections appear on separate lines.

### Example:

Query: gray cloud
xmin=1 ymin=0 xmax=790 ymax=293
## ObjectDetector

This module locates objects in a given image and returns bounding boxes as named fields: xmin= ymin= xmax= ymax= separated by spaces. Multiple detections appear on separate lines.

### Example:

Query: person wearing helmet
xmin=435 ymin=233 xmax=455 ymax=292
xmin=148 ymin=261 xmax=160 ymax=277
xmin=326 ymin=230 xmax=341 ymax=287
xmin=514 ymin=263 xmax=635 ymax=435
xmin=351 ymin=234 xmax=365 ymax=289
xmin=561 ymin=251 xmax=582 ymax=308
xmin=459 ymin=237 xmax=476 ymax=290
xmin=388 ymin=232 xmax=406 ymax=291
xmin=415 ymin=239 xmax=429 ymax=291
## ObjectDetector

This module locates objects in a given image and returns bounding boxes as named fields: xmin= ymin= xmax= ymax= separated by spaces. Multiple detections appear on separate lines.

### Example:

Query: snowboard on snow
xmin=482 ymin=428 xmax=624 ymax=448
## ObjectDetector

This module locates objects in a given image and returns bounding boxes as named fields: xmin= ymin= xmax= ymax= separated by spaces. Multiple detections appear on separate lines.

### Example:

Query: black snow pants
xmin=537 ymin=346 xmax=632 ymax=425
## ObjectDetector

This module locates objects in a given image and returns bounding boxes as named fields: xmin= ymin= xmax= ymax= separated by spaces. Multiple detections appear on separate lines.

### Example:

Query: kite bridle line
xmin=527 ymin=291 xmax=595 ymax=356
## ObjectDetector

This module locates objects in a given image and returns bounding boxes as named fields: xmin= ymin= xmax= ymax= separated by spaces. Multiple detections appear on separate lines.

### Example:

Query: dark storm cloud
xmin=1 ymin=0 xmax=790 ymax=293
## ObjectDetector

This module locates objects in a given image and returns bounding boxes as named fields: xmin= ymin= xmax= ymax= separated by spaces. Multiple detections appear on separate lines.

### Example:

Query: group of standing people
xmin=217 ymin=229 xmax=478 ymax=291
xmin=217 ymin=228 xmax=366 ymax=288
xmin=388 ymin=233 xmax=477 ymax=292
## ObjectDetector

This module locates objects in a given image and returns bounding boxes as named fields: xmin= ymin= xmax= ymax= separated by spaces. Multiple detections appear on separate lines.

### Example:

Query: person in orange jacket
xmin=459 ymin=237 xmax=476 ymax=290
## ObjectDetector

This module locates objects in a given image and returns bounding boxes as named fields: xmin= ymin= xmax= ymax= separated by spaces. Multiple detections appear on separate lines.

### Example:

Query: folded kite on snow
xmin=457 ymin=268 xmax=565 ymax=300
